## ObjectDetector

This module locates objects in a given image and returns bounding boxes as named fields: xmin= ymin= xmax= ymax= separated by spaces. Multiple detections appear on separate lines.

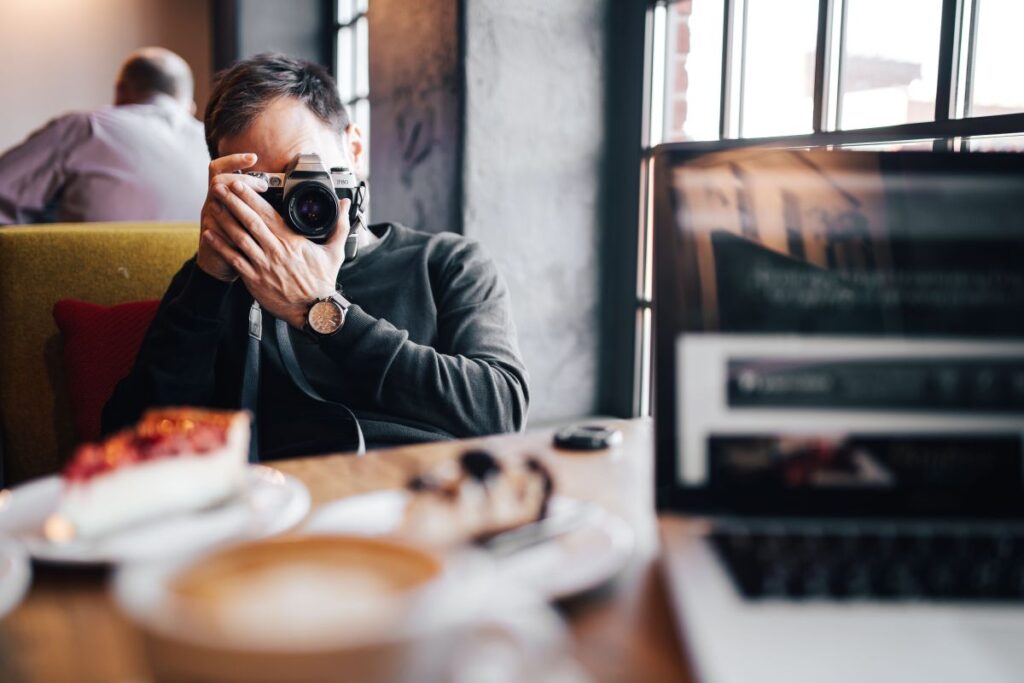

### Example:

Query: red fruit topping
xmin=63 ymin=409 xmax=234 ymax=481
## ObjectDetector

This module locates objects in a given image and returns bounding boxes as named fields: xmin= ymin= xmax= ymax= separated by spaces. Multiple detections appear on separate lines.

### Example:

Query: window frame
xmin=329 ymin=0 xmax=370 ymax=138
xmin=634 ymin=0 xmax=1024 ymax=415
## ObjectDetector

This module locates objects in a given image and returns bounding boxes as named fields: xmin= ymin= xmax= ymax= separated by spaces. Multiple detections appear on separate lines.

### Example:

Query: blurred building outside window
xmin=839 ymin=0 xmax=942 ymax=130
xmin=968 ymin=1 xmax=1024 ymax=118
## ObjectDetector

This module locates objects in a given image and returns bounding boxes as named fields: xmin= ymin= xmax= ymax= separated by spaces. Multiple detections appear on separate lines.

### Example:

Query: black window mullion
xmin=323 ymin=0 xmax=338 ymax=77
xmin=933 ymin=0 xmax=965 ymax=150
xmin=935 ymin=0 xmax=964 ymax=122
xmin=812 ymin=0 xmax=832 ymax=133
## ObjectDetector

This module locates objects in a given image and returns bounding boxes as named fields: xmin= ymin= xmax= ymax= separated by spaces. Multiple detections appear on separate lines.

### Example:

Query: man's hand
xmin=201 ymin=175 xmax=352 ymax=329
xmin=196 ymin=153 xmax=268 ymax=282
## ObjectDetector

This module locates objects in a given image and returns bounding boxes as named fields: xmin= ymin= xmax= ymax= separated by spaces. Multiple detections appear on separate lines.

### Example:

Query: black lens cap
xmin=553 ymin=424 xmax=623 ymax=450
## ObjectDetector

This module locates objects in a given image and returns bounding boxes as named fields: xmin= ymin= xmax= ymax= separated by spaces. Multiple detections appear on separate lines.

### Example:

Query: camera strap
xmin=239 ymin=300 xmax=367 ymax=459
xmin=273 ymin=317 xmax=367 ymax=456
xmin=344 ymin=182 xmax=369 ymax=262
xmin=240 ymin=300 xmax=263 ymax=463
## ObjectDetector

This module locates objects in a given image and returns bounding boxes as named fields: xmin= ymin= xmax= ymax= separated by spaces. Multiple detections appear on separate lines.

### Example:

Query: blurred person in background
xmin=0 ymin=47 xmax=208 ymax=225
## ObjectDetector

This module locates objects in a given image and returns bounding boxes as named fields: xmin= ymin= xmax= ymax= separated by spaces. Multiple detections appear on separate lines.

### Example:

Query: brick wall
xmin=664 ymin=0 xmax=694 ymax=140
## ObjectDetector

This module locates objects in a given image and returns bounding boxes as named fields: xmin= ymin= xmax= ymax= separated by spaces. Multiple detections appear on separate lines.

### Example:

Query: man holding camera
xmin=103 ymin=53 xmax=528 ymax=458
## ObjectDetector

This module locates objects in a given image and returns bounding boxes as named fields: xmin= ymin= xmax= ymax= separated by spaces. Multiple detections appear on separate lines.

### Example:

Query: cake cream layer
xmin=52 ymin=414 xmax=249 ymax=539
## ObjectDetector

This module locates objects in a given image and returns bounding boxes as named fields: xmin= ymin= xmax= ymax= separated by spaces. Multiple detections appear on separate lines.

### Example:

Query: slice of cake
xmin=47 ymin=408 xmax=250 ymax=541
xmin=399 ymin=450 xmax=554 ymax=547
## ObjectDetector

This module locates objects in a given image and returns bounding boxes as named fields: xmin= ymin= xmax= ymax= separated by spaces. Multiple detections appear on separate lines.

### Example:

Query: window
xmin=637 ymin=0 xmax=1024 ymax=415
xmin=967 ymin=1 xmax=1024 ymax=117
xmin=335 ymin=0 xmax=370 ymax=149
xmin=662 ymin=0 xmax=724 ymax=141
xmin=839 ymin=0 xmax=943 ymax=129
xmin=740 ymin=0 xmax=818 ymax=137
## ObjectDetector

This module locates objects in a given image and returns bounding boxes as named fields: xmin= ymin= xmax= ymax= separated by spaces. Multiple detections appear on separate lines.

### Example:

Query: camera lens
xmin=286 ymin=183 xmax=339 ymax=240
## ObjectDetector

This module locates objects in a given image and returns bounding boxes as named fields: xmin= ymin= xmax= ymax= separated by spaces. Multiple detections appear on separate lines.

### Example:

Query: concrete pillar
xmin=462 ymin=0 xmax=608 ymax=422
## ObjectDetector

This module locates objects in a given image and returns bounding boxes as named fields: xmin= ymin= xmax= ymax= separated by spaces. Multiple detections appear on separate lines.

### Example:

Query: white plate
xmin=0 ymin=533 xmax=31 ymax=619
xmin=304 ymin=491 xmax=635 ymax=600
xmin=0 ymin=466 xmax=309 ymax=565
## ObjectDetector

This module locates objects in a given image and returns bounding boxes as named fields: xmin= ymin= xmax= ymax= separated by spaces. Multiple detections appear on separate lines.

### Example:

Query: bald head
xmin=115 ymin=47 xmax=195 ymax=111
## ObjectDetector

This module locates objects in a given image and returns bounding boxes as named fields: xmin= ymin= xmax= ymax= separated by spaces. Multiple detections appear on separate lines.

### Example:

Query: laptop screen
xmin=653 ymin=148 xmax=1024 ymax=516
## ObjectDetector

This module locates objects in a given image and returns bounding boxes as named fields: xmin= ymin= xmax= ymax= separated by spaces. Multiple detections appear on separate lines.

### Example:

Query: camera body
xmin=242 ymin=153 xmax=365 ymax=243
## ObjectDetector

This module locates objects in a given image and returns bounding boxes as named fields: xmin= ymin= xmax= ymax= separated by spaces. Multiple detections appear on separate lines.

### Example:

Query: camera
xmin=240 ymin=153 xmax=365 ymax=242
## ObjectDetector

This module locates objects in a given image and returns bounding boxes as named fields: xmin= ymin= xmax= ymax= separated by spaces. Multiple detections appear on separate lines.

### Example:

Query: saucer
xmin=0 ymin=465 xmax=310 ymax=565
xmin=303 ymin=491 xmax=635 ymax=600
xmin=0 ymin=533 xmax=31 ymax=619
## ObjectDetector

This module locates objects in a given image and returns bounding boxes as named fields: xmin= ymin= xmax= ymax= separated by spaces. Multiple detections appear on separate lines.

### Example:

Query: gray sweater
xmin=102 ymin=223 xmax=529 ymax=458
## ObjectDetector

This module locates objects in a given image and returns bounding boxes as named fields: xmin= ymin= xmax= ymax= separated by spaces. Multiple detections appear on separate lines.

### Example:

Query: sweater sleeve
xmin=323 ymin=239 xmax=529 ymax=438
xmin=101 ymin=258 xmax=235 ymax=434
xmin=0 ymin=114 xmax=90 ymax=225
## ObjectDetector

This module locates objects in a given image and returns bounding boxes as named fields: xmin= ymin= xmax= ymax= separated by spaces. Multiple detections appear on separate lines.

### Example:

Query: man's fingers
xmin=200 ymin=214 xmax=235 ymax=249
xmin=200 ymin=214 xmax=222 ymax=237
xmin=200 ymin=215 xmax=226 ymax=244
xmin=326 ymin=199 xmax=353 ymax=242
xmin=211 ymin=172 xmax=268 ymax=194
xmin=227 ymin=180 xmax=297 ymax=245
xmin=227 ymin=181 xmax=283 ymax=231
xmin=209 ymin=198 xmax=271 ymax=268
xmin=323 ymin=199 xmax=353 ymax=259
xmin=208 ymin=152 xmax=258 ymax=180
xmin=203 ymin=230 xmax=257 ymax=280
xmin=214 ymin=183 xmax=285 ymax=257
xmin=325 ymin=198 xmax=354 ymax=246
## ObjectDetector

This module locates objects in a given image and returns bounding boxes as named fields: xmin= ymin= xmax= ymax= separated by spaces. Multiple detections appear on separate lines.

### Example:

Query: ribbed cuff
xmin=325 ymin=304 xmax=377 ymax=350
xmin=173 ymin=264 xmax=234 ymax=319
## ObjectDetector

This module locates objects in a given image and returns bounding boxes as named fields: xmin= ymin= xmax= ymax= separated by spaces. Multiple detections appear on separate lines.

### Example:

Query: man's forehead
xmin=217 ymin=97 xmax=345 ymax=170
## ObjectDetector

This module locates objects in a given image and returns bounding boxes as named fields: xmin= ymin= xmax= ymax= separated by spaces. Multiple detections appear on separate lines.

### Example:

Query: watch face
xmin=308 ymin=299 xmax=344 ymax=335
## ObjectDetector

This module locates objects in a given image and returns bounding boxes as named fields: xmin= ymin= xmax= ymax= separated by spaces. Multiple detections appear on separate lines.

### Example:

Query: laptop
xmin=654 ymin=146 xmax=1024 ymax=683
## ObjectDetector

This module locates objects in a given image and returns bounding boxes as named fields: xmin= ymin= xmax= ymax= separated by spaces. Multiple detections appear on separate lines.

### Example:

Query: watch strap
xmin=328 ymin=291 xmax=351 ymax=311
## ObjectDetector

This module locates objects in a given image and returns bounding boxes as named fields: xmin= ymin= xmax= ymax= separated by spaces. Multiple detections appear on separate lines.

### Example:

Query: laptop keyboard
xmin=710 ymin=525 xmax=1024 ymax=601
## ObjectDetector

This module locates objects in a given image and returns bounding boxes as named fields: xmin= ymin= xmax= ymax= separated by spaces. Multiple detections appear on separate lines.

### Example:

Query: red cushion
xmin=53 ymin=299 xmax=159 ymax=444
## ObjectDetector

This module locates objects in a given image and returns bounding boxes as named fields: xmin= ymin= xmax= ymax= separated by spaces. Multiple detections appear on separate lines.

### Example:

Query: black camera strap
xmin=344 ymin=182 xmax=369 ymax=261
xmin=240 ymin=300 xmax=263 ymax=463
xmin=274 ymin=317 xmax=367 ymax=456
xmin=239 ymin=299 xmax=367 ymax=459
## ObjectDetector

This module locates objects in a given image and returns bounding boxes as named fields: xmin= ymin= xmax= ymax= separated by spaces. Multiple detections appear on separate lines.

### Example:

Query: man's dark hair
xmin=204 ymin=53 xmax=351 ymax=158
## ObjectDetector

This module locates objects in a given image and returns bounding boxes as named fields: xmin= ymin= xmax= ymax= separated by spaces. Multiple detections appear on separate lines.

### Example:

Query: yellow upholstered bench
xmin=0 ymin=223 xmax=199 ymax=485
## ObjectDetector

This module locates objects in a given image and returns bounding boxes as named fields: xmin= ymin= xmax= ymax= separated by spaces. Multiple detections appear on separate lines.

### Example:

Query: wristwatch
xmin=305 ymin=292 xmax=350 ymax=338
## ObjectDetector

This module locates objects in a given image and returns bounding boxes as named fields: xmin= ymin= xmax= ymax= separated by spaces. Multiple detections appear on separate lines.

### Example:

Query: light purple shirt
xmin=0 ymin=95 xmax=209 ymax=225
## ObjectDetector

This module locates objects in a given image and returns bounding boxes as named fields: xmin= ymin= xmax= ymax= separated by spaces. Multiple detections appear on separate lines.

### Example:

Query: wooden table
xmin=0 ymin=419 xmax=692 ymax=683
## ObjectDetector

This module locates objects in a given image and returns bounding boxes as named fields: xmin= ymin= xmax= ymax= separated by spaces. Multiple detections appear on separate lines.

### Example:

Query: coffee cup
xmin=113 ymin=534 xmax=569 ymax=683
